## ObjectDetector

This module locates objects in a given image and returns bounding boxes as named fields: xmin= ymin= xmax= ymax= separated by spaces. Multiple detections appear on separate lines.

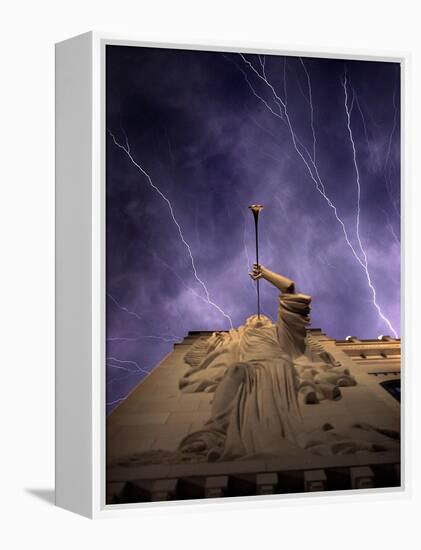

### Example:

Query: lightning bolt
xmin=107 ymin=334 xmax=182 ymax=343
xmin=233 ymin=53 xmax=397 ymax=337
xmin=149 ymin=249 xmax=233 ymax=315
xmin=352 ymin=92 xmax=372 ymax=155
xmin=299 ymin=58 xmax=317 ymax=164
xmin=342 ymin=70 xmax=398 ymax=337
xmin=106 ymin=357 xmax=152 ymax=407
xmin=351 ymin=85 xmax=400 ymax=247
xmin=107 ymin=363 xmax=139 ymax=372
xmin=224 ymin=55 xmax=285 ymax=122
xmin=107 ymin=397 xmax=128 ymax=406
xmin=107 ymin=366 xmax=146 ymax=386
xmin=107 ymin=289 xmax=183 ymax=364
xmin=239 ymin=54 xmax=328 ymax=195
xmin=343 ymin=71 xmax=364 ymax=257
xmin=353 ymin=85 xmax=400 ymax=232
xmin=107 ymin=356 xmax=150 ymax=375
xmin=383 ymin=83 xmax=400 ymax=219
xmin=107 ymin=292 xmax=142 ymax=321
xmin=108 ymin=129 xmax=233 ymax=329
xmin=381 ymin=209 xmax=400 ymax=247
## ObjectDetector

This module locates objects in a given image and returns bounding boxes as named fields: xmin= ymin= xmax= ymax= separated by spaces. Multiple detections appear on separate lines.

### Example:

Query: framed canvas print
xmin=55 ymin=32 xmax=408 ymax=518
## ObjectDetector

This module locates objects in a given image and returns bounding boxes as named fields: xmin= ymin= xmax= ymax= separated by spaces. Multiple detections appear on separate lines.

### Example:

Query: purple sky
xmin=106 ymin=46 xmax=400 ymax=412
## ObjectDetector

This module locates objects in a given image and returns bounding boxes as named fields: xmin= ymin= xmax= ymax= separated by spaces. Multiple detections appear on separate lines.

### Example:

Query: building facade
xmin=106 ymin=329 xmax=401 ymax=504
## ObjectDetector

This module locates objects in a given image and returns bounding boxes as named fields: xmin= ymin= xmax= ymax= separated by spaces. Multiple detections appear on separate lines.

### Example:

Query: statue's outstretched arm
xmin=249 ymin=264 xmax=295 ymax=293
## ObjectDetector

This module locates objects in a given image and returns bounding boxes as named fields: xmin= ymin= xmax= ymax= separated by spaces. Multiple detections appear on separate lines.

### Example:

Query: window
xmin=380 ymin=379 xmax=401 ymax=402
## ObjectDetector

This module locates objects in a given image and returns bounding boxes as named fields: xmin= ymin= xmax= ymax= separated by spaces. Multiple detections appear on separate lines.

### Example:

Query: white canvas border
xmin=56 ymin=31 xmax=411 ymax=518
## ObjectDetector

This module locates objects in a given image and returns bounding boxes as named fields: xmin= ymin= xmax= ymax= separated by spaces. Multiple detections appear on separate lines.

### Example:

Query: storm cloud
xmin=106 ymin=46 xmax=400 ymax=411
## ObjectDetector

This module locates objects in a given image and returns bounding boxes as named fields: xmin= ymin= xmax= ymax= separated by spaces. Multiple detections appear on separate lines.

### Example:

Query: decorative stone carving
xmin=150 ymin=478 xmax=178 ymax=501
xmin=256 ymin=473 xmax=278 ymax=495
xmin=304 ymin=469 xmax=327 ymax=492
xmin=204 ymin=476 xmax=228 ymax=498
xmin=350 ymin=466 xmax=375 ymax=489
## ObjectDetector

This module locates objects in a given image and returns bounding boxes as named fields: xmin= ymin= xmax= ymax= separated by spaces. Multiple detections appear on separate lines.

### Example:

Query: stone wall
xmin=106 ymin=329 xmax=401 ymax=504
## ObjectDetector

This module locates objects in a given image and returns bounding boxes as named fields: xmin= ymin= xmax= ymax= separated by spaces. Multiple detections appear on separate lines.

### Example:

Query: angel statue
xmin=177 ymin=264 xmax=399 ymax=462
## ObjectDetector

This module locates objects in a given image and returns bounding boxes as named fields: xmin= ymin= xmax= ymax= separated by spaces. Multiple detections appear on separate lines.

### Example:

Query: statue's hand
xmin=249 ymin=263 xmax=265 ymax=281
xmin=249 ymin=265 xmax=295 ymax=293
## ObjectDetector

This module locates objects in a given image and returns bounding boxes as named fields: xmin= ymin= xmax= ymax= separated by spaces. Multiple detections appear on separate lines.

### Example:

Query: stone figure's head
xmin=245 ymin=314 xmax=274 ymax=329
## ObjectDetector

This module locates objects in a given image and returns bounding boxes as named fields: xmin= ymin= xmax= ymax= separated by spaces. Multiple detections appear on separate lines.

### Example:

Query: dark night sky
xmin=106 ymin=45 xmax=400 ymax=412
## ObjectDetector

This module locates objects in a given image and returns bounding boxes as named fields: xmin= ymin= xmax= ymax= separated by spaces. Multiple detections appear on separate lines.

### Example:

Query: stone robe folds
xmin=179 ymin=291 xmax=399 ymax=461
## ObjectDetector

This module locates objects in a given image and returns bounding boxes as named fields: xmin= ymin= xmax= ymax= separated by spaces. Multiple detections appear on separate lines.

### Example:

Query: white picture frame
xmin=55 ymin=32 xmax=410 ymax=518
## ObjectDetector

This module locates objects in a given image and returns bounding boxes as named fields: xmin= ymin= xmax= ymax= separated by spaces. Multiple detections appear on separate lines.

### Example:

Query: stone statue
xmin=178 ymin=264 xmax=399 ymax=462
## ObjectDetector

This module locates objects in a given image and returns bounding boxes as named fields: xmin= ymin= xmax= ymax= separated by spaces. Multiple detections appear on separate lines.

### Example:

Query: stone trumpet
xmin=249 ymin=204 xmax=264 ymax=319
